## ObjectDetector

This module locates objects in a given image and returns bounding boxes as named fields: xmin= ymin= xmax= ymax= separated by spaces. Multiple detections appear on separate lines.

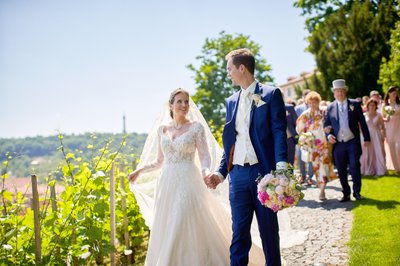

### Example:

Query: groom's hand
xmin=203 ymin=173 xmax=221 ymax=189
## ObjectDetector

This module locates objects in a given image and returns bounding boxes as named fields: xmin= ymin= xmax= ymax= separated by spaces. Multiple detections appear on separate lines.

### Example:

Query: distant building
xmin=278 ymin=71 xmax=318 ymax=101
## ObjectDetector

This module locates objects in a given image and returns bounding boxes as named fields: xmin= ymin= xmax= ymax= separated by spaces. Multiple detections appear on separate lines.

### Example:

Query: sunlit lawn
xmin=349 ymin=172 xmax=400 ymax=266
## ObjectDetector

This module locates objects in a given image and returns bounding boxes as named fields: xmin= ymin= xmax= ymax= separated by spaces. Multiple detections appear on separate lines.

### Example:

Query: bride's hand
xmin=128 ymin=169 xmax=141 ymax=183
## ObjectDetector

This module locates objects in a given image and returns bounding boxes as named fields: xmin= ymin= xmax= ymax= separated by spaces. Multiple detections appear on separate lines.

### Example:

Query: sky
xmin=0 ymin=0 xmax=315 ymax=139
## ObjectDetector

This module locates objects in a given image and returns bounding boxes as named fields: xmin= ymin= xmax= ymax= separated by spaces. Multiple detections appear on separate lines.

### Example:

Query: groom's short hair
xmin=225 ymin=48 xmax=255 ymax=75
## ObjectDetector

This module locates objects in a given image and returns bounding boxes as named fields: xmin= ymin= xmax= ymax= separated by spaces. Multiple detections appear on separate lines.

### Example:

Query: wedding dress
xmin=136 ymin=122 xmax=231 ymax=265
xmin=130 ymin=98 xmax=308 ymax=266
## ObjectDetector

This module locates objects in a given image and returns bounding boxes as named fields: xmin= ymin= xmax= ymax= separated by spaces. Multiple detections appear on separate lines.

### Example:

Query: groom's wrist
xmin=215 ymin=172 xmax=224 ymax=183
xmin=276 ymin=161 xmax=288 ymax=170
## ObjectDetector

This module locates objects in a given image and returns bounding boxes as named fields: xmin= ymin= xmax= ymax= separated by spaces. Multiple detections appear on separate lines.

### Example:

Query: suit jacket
xmin=218 ymin=82 xmax=288 ymax=178
xmin=285 ymin=104 xmax=298 ymax=143
xmin=295 ymin=103 xmax=307 ymax=117
xmin=324 ymin=99 xmax=370 ymax=152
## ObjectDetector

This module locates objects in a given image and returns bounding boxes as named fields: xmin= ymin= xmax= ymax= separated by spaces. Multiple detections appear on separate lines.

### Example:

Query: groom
xmin=205 ymin=48 xmax=287 ymax=266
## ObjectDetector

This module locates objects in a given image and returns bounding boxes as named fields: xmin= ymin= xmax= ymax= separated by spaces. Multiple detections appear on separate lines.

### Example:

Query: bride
xmin=129 ymin=88 xmax=232 ymax=265
xmin=129 ymin=88 xmax=307 ymax=266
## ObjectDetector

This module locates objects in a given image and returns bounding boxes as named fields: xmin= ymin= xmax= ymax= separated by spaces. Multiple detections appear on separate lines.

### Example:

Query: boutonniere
xmin=252 ymin=93 xmax=266 ymax=108
xmin=349 ymin=104 xmax=354 ymax=111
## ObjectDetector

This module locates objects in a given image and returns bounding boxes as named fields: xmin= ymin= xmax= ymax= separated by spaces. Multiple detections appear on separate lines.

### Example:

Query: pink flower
xmin=258 ymin=191 xmax=269 ymax=204
xmin=284 ymin=196 xmax=295 ymax=205
xmin=271 ymin=204 xmax=281 ymax=212
xmin=315 ymin=139 xmax=322 ymax=146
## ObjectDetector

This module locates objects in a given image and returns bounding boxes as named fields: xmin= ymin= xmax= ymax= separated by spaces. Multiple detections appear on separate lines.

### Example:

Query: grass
xmin=348 ymin=173 xmax=400 ymax=266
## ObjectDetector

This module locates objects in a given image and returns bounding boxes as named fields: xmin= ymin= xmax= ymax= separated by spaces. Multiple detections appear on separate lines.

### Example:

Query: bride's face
xmin=170 ymin=93 xmax=189 ymax=118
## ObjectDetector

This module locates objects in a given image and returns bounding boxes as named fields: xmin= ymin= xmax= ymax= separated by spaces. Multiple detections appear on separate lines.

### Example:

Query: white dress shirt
xmin=232 ymin=80 xmax=259 ymax=166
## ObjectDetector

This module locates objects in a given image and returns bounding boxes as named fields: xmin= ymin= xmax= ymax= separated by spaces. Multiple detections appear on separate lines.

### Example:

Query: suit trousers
xmin=229 ymin=164 xmax=281 ymax=266
xmin=333 ymin=138 xmax=362 ymax=197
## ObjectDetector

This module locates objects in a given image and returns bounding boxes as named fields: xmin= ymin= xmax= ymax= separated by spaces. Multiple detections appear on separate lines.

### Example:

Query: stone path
xmin=281 ymin=178 xmax=354 ymax=266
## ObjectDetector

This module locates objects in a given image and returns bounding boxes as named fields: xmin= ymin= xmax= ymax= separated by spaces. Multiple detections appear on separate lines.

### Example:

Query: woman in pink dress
xmin=296 ymin=91 xmax=337 ymax=201
xmin=360 ymin=99 xmax=387 ymax=176
xmin=382 ymin=86 xmax=400 ymax=173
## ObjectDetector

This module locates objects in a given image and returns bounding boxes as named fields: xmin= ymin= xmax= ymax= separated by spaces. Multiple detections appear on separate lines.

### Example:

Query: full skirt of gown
xmin=144 ymin=162 xmax=230 ymax=266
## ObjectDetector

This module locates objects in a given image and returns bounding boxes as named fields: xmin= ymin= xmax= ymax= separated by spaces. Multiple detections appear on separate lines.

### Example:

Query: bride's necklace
xmin=173 ymin=120 xmax=188 ymax=130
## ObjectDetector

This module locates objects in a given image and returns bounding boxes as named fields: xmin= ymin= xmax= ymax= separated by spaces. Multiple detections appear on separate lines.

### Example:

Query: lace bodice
xmin=140 ymin=122 xmax=211 ymax=176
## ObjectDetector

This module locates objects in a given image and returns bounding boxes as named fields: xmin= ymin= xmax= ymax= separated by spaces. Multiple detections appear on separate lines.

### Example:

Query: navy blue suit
xmin=218 ymin=82 xmax=287 ymax=266
xmin=285 ymin=104 xmax=298 ymax=165
xmin=324 ymin=99 xmax=370 ymax=197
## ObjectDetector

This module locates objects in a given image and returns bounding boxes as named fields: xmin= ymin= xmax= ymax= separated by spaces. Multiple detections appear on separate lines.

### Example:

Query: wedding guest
xmin=360 ymin=99 xmax=387 ymax=176
xmin=296 ymin=91 xmax=337 ymax=201
xmin=362 ymin=96 xmax=370 ymax=112
xmin=295 ymin=89 xmax=314 ymax=185
xmin=382 ymin=86 xmax=400 ymax=173
xmin=370 ymin=90 xmax=383 ymax=113
xmin=325 ymin=79 xmax=370 ymax=202
xmin=286 ymin=103 xmax=298 ymax=165
xmin=319 ymin=100 xmax=328 ymax=115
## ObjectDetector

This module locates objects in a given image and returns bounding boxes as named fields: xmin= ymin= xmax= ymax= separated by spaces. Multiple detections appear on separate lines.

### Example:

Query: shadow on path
xmin=297 ymin=198 xmax=354 ymax=211
xmin=353 ymin=197 xmax=400 ymax=210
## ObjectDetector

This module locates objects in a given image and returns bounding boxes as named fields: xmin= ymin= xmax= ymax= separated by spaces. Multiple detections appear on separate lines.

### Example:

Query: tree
xmin=187 ymin=31 xmax=273 ymax=134
xmin=379 ymin=14 xmax=400 ymax=93
xmin=295 ymin=0 xmax=399 ymax=98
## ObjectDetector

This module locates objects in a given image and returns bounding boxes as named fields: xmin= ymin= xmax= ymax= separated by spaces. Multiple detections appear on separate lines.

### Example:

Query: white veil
xmin=129 ymin=96 xmax=308 ymax=251
xmin=129 ymin=97 xmax=226 ymax=228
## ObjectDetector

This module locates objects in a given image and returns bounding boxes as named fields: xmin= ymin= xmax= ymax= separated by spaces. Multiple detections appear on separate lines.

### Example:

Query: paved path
xmin=281 ymin=178 xmax=354 ymax=266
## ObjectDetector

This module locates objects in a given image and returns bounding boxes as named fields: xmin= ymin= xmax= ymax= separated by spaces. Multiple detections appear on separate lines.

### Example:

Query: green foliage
xmin=0 ymin=134 xmax=148 ymax=265
xmin=295 ymin=0 xmax=399 ymax=98
xmin=0 ymin=132 xmax=147 ymax=178
xmin=187 ymin=31 xmax=274 ymax=133
xmin=379 ymin=14 xmax=400 ymax=93
xmin=349 ymin=175 xmax=400 ymax=265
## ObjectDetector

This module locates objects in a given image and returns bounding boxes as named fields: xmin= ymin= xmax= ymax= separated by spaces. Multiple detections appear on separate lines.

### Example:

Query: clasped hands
xmin=203 ymin=173 xmax=221 ymax=189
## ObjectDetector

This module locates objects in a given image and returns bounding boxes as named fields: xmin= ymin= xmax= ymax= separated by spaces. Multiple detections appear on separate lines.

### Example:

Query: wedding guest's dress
xmin=383 ymin=104 xmax=400 ymax=172
xmin=360 ymin=113 xmax=386 ymax=176
xmin=138 ymin=122 xmax=231 ymax=266
xmin=296 ymin=109 xmax=337 ymax=185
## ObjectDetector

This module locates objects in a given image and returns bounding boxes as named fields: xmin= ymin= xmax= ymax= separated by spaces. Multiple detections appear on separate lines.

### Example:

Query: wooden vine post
xmin=31 ymin=174 xmax=41 ymax=263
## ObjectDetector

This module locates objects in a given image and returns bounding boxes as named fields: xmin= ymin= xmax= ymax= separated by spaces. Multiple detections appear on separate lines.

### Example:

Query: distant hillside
xmin=0 ymin=132 xmax=147 ymax=178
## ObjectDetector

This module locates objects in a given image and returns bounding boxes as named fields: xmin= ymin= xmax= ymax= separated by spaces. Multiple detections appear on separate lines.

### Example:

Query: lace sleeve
xmin=140 ymin=126 xmax=164 ymax=174
xmin=195 ymin=123 xmax=211 ymax=177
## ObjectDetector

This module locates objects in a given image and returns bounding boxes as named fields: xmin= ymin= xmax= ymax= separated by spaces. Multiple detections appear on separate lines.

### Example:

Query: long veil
xmin=129 ymin=97 xmax=223 ymax=228
xmin=129 ymin=97 xmax=308 ymax=252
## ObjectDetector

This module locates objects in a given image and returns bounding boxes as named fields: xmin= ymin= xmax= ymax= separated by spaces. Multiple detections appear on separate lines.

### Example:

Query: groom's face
xmin=226 ymin=58 xmax=242 ymax=87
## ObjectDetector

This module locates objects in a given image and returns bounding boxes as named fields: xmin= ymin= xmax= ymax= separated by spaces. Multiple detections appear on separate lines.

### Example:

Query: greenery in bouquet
xmin=297 ymin=132 xmax=315 ymax=151
xmin=383 ymin=105 xmax=395 ymax=116
xmin=256 ymin=164 xmax=304 ymax=212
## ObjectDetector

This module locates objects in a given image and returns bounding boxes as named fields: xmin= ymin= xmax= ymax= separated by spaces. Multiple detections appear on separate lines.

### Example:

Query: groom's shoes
xmin=353 ymin=194 xmax=363 ymax=200
xmin=339 ymin=195 xmax=351 ymax=202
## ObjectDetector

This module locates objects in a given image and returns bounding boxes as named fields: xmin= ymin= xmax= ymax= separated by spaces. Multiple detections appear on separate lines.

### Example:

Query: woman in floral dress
xmin=296 ymin=91 xmax=337 ymax=200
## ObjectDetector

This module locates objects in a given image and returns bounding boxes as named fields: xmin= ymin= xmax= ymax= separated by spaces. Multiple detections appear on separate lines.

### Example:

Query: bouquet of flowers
xmin=297 ymin=132 xmax=315 ymax=162
xmin=383 ymin=105 xmax=395 ymax=117
xmin=256 ymin=164 xmax=304 ymax=212
xmin=297 ymin=132 xmax=315 ymax=150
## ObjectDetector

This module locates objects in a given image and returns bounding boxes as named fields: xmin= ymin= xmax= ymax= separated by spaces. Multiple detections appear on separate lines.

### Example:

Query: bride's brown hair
xmin=169 ymin=88 xmax=190 ymax=118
